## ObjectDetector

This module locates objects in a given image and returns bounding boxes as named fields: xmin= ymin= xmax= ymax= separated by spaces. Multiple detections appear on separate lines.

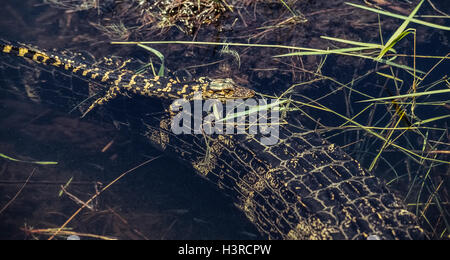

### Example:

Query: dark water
xmin=0 ymin=0 xmax=448 ymax=239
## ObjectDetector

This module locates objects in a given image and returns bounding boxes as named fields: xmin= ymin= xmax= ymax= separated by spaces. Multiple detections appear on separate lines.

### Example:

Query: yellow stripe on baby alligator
xmin=132 ymin=87 xmax=141 ymax=94
xmin=198 ymin=77 xmax=207 ymax=83
xmin=191 ymin=84 xmax=200 ymax=92
xmin=118 ymin=59 xmax=132 ymax=70
xmin=18 ymin=47 xmax=29 ymax=57
xmin=2 ymin=45 xmax=13 ymax=53
xmin=177 ymin=84 xmax=189 ymax=96
xmin=51 ymin=56 xmax=62 ymax=67
xmin=162 ymin=82 xmax=173 ymax=93
xmin=167 ymin=93 xmax=180 ymax=99
xmin=181 ymin=84 xmax=189 ymax=94
xmin=122 ymin=74 xmax=138 ymax=90
xmin=32 ymin=52 xmax=50 ymax=64
xmin=151 ymin=76 xmax=160 ymax=82
xmin=72 ymin=66 xmax=82 ymax=73
xmin=169 ymin=78 xmax=178 ymax=84
xmin=64 ymin=60 xmax=73 ymax=70
xmin=142 ymin=79 xmax=154 ymax=91
xmin=101 ymin=70 xmax=112 ymax=82
xmin=82 ymin=68 xmax=92 ymax=76
xmin=114 ymin=72 xmax=127 ymax=85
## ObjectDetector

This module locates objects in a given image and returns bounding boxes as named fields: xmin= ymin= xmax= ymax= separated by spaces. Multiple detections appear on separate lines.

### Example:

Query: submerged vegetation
xmin=0 ymin=0 xmax=449 ymax=239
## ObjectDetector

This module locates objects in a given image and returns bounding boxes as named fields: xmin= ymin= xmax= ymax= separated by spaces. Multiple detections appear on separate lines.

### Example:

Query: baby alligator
xmin=0 ymin=40 xmax=255 ymax=116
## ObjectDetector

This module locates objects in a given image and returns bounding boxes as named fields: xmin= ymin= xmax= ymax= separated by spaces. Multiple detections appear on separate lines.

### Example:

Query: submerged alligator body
xmin=0 ymin=41 xmax=427 ymax=240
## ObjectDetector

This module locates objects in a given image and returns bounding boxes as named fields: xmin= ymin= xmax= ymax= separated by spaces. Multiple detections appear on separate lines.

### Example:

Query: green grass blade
xmin=413 ymin=115 xmax=450 ymax=126
xmin=137 ymin=44 xmax=165 ymax=76
xmin=219 ymin=99 xmax=288 ymax=123
xmin=0 ymin=153 xmax=58 ymax=165
xmin=376 ymin=0 xmax=424 ymax=60
xmin=58 ymin=177 xmax=73 ymax=197
xmin=345 ymin=1 xmax=450 ymax=31
xmin=320 ymin=36 xmax=383 ymax=48
xmin=369 ymin=110 xmax=406 ymax=171
xmin=379 ymin=58 xmax=426 ymax=74
xmin=119 ymin=41 xmax=422 ymax=73
xmin=376 ymin=72 xmax=404 ymax=83
xmin=377 ymin=28 xmax=415 ymax=60
xmin=274 ymin=46 xmax=380 ymax=57
xmin=279 ymin=0 xmax=298 ymax=17
xmin=113 ymin=41 xmax=319 ymax=52
xmin=359 ymin=88 xmax=450 ymax=102
xmin=275 ymin=47 xmax=425 ymax=74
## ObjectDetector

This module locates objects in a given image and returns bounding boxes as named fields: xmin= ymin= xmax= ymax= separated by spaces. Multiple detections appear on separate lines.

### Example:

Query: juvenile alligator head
xmin=202 ymin=78 xmax=255 ymax=101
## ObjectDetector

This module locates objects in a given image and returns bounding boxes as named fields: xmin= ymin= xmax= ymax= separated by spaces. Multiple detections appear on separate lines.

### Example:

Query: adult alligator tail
xmin=0 ymin=40 xmax=427 ymax=240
